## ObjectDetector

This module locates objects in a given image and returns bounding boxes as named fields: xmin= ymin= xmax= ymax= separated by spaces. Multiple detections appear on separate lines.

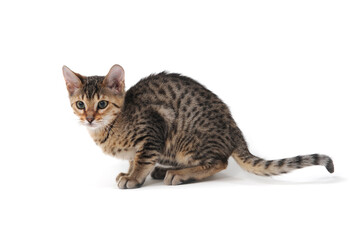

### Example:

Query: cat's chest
xmin=90 ymin=130 xmax=137 ymax=160
xmin=113 ymin=147 xmax=137 ymax=160
xmin=100 ymin=138 xmax=137 ymax=160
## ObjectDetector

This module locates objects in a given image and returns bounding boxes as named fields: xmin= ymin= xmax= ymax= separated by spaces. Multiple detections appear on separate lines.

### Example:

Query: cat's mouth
xmin=80 ymin=117 xmax=112 ymax=130
xmin=81 ymin=121 xmax=102 ymax=129
xmin=86 ymin=123 xmax=98 ymax=128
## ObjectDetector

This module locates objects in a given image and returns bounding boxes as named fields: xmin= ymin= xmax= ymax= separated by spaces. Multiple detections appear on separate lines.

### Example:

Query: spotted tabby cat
xmin=63 ymin=64 xmax=334 ymax=189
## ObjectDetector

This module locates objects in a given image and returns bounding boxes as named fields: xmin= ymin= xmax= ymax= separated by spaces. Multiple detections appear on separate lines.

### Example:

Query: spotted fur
xmin=63 ymin=64 xmax=334 ymax=189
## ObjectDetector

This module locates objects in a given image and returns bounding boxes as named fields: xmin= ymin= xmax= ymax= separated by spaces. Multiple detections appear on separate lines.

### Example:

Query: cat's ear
xmin=62 ymin=66 xmax=83 ymax=95
xmin=103 ymin=64 xmax=125 ymax=94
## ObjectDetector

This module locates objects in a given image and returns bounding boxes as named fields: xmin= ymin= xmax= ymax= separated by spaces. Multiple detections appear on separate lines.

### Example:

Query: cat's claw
xmin=117 ymin=176 xmax=143 ymax=189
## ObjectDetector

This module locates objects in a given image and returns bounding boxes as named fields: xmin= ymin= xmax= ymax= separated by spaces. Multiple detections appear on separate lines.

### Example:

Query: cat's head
xmin=63 ymin=64 xmax=125 ymax=130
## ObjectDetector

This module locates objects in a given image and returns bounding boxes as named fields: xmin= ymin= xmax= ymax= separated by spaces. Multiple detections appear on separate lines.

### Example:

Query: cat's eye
xmin=98 ymin=100 xmax=108 ymax=109
xmin=76 ymin=101 xmax=85 ymax=109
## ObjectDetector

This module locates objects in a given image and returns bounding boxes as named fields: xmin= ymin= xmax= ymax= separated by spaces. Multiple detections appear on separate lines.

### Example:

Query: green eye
xmin=76 ymin=101 xmax=85 ymax=109
xmin=98 ymin=100 xmax=108 ymax=109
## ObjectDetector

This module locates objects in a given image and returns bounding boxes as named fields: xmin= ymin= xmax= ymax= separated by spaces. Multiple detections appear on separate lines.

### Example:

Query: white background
xmin=1 ymin=0 xmax=359 ymax=239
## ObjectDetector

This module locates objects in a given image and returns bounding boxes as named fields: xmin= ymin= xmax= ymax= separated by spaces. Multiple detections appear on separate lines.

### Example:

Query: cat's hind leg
xmin=163 ymin=160 xmax=227 ymax=185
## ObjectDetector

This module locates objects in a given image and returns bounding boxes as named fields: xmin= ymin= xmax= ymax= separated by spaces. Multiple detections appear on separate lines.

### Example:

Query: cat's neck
xmin=87 ymin=115 xmax=123 ymax=145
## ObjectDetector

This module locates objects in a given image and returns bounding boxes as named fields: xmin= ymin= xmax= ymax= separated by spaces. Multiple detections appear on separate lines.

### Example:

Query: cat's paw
xmin=115 ymin=172 xmax=129 ymax=183
xmin=117 ymin=176 xmax=144 ymax=189
xmin=164 ymin=171 xmax=196 ymax=185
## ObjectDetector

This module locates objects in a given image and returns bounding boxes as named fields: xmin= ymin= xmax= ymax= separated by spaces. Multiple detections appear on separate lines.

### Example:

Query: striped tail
xmin=232 ymin=149 xmax=334 ymax=176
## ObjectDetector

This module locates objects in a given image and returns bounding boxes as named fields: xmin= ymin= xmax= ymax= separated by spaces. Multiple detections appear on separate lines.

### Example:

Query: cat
xmin=63 ymin=64 xmax=334 ymax=189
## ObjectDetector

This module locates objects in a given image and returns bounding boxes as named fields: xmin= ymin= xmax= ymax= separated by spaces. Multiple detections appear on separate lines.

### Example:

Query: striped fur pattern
xmin=232 ymin=153 xmax=334 ymax=176
xmin=63 ymin=64 xmax=334 ymax=189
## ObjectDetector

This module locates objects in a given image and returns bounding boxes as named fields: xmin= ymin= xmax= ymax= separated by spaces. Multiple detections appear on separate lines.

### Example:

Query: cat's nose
xmin=86 ymin=116 xmax=94 ymax=123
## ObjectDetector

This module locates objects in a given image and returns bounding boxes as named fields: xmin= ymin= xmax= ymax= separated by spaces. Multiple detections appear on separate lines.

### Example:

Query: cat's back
xmin=124 ymin=72 xmax=227 ymax=112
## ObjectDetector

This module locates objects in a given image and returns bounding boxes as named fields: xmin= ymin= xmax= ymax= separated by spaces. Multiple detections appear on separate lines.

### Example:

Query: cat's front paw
xmin=117 ymin=176 xmax=144 ymax=189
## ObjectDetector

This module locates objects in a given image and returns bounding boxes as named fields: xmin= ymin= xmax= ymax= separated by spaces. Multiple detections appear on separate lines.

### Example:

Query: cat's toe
xmin=115 ymin=172 xmax=128 ymax=182
xmin=164 ymin=171 xmax=174 ymax=185
xmin=117 ymin=176 xmax=143 ymax=189
xmin=164 ymin=171 xmax=196 ymax=185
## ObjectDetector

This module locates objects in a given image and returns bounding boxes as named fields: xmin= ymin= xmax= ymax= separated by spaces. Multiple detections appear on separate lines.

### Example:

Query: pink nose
xmin=86 ymin=117 xmax=94 ymax=123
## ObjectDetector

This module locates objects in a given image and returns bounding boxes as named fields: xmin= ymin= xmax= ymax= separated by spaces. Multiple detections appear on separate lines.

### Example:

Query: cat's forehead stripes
xmin=82 ymin=76 xmax=104 ymax=99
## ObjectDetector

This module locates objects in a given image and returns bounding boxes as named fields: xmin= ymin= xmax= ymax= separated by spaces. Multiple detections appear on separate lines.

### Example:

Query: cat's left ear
xmin=62 ymin=65 xmax=83 ymax=96
xmin=103 ymin=64 xmax=125 ymax=94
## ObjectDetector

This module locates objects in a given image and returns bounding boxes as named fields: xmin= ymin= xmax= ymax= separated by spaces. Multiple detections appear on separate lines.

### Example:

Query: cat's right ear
xmin=103 ymin=64 xmax=125 ymax=94
xmin=62 ymin=66 xmax=82 ymax=95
